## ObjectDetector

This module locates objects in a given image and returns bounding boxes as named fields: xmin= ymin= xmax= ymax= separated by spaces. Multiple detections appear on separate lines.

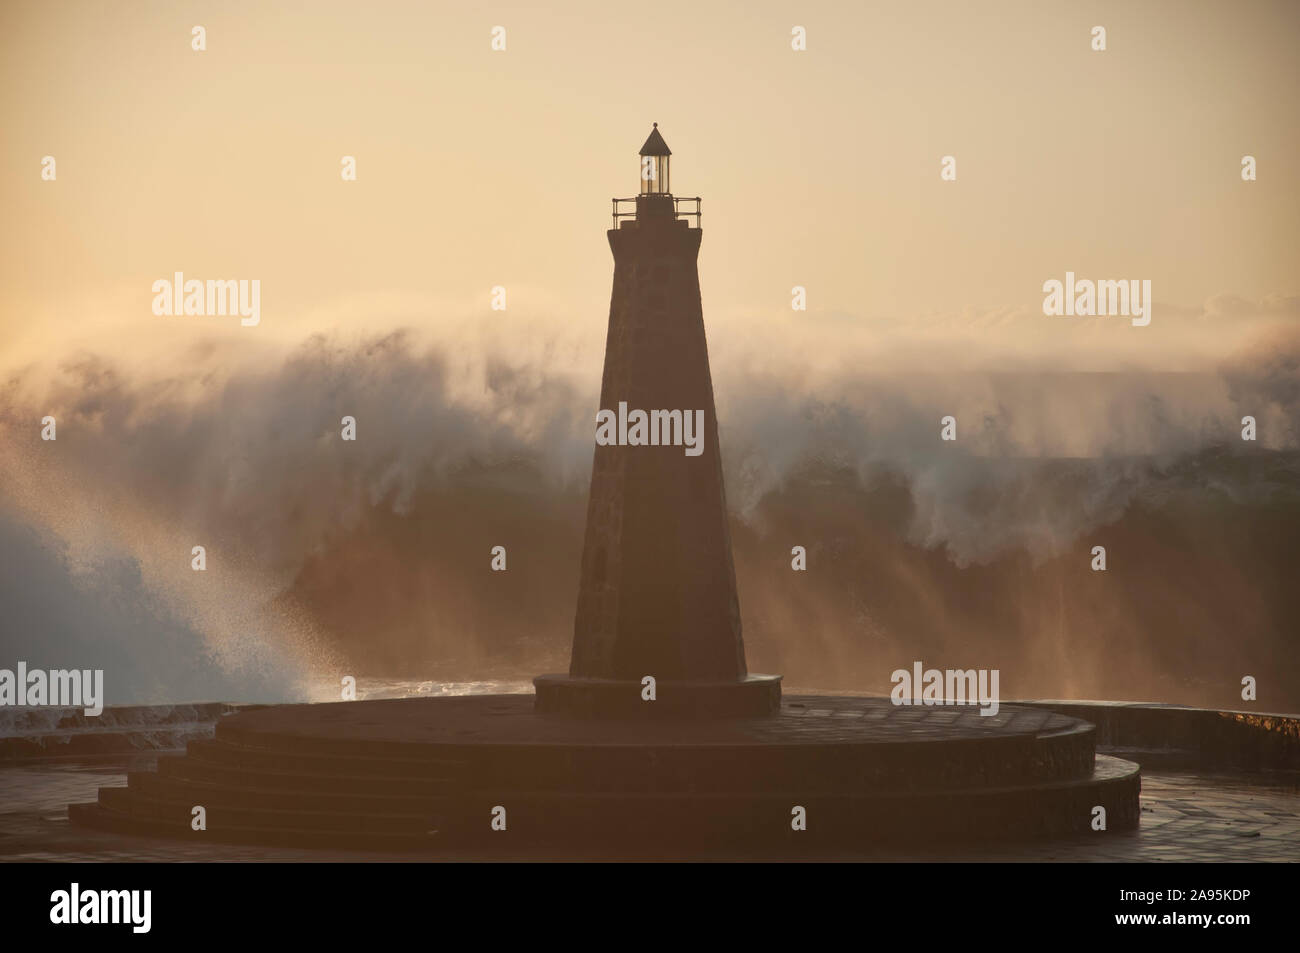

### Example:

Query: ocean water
xmin=297 ymin=676 xmax=534 ymax=705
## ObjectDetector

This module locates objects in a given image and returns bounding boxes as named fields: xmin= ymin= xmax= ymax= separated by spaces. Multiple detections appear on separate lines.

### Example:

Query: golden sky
xmin=2 ymin=0 xmax=1297 ymax=368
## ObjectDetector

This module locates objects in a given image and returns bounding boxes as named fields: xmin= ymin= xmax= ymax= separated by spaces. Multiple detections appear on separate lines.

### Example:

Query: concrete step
xmin=184 ymin=738 xmax=466 ymax=779
xmin=68 ymin=802 xmax=440 ymax=851
xmin=156 ymin=752 xmax=459 ymax=795
xmin=435 ymin=754 xmax=1141 ymax=843
xmin=74 ymin=754 xmax=1138 ymax=848
xmin=97 ymin=786 xmax=442 ymax=835
xmin=211 ymin=696 xmax=1101 ymax=790
xmin=128 ymin=770 xmax=458 ymax=815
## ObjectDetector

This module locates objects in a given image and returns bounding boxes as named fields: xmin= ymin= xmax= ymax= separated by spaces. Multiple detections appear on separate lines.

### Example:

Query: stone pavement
xmin=217 ymin=694 xmax=1083 ymax=746
xmin=0 ymin=754 xmax=1294 ymax=862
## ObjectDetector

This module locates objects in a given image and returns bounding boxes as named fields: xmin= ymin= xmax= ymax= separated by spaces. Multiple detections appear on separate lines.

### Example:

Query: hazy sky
xmin=2 ymin=0 xmax=1297 ymax=368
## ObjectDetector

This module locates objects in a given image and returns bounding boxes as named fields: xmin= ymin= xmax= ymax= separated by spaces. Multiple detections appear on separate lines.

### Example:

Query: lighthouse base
xmin=532 ymin=673 xmax=782 ymax=719
xmin=67 ymin=694 xmax=1142 ymax=851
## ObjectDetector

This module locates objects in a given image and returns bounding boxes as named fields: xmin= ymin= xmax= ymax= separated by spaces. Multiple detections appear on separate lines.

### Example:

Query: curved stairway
xmin=69 ymin=695 xmax=1141 ymax=850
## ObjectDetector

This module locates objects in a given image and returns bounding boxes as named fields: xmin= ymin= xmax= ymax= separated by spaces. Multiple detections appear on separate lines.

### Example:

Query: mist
xmin=1 ymin=299 xmax=1297 ymax=710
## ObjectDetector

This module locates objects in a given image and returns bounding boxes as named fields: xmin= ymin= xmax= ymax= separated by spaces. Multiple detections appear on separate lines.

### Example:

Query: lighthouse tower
xmin=534 ymin=125 xmax=781 ymax=717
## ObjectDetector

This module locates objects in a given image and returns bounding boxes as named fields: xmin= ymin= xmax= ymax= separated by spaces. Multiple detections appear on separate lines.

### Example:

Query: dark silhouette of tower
xmin=535 ymin=125 xmax=781 ymax=717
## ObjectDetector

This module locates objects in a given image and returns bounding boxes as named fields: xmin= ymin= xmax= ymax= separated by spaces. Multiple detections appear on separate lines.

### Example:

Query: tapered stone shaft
xmin=570 ymin=204 xmax=745 ymax=681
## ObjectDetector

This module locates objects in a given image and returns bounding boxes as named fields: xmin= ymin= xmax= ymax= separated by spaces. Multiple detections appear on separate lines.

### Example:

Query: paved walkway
xmin=0 ymin=755 xmax=1294 ymax=862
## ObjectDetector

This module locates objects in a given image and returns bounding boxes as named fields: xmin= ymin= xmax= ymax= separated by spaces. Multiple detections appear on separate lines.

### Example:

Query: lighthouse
xmin=534 ymin=125 xmax=781 ymax=717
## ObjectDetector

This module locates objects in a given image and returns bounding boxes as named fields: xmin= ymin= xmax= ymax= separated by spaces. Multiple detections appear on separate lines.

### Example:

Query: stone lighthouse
xmin=535 ymin=125 xmax=781 ymax=717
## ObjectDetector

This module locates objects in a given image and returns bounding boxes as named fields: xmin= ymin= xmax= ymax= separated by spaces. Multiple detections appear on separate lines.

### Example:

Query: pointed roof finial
xmin=639 ymin=123 xmax=671 ymax=156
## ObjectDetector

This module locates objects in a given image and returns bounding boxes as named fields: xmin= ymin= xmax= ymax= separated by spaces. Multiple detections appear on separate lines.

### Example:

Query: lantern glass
xmin=640 ymin=154 xmax=670 ymax=195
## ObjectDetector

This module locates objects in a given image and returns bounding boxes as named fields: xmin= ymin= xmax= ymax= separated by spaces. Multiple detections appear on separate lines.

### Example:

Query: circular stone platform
xmin=533 ymin=673 xmax=783 ymax=717
xmin=68 ymin=694 xmax=1140 ymax=849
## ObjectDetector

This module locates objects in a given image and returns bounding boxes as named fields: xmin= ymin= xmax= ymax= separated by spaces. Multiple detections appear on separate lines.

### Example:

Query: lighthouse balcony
xmin=612 ymin=195 xmax=701 ymax=229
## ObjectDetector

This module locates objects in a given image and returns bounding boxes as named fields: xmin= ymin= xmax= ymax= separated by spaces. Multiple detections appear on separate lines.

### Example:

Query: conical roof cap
xmin=638 ymin=123 xmax=671 ymax=156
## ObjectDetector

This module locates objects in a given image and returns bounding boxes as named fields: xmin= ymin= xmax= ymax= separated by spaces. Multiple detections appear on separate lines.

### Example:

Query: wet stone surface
xmin=1 ymin=755 xmax=1294 ymax=862
xmin=217 ymin=694 xmax=1082 ymax=748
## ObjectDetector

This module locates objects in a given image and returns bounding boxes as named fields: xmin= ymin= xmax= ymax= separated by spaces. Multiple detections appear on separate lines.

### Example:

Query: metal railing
xmin=611 ymin=196 xmax=702 ymax=229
